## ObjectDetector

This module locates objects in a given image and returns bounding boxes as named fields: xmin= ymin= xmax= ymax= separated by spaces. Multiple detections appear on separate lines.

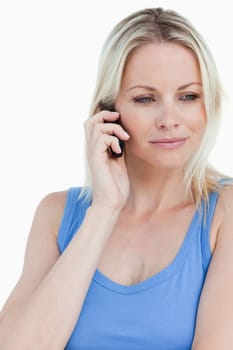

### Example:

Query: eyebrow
xmin=126 ymin=82 xmax=202 ymax=91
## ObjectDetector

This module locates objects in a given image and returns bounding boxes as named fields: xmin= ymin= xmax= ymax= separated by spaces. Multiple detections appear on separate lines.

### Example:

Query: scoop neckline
xmin=93 ymin=205 xmax=202 ymax=294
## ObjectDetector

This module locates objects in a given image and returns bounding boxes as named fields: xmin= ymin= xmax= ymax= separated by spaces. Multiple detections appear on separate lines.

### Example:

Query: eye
xmin=133 ymin=96 xmax=156 ymax=104
xmin=180 ymin=93 xmax=199 ymax=101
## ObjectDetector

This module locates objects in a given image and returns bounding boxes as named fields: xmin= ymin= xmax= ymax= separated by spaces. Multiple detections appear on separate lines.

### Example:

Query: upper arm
xmin=192 ymin=185 xmax=233 ymax=349
xmin=0 ymin=190 xmax=67 ymax=320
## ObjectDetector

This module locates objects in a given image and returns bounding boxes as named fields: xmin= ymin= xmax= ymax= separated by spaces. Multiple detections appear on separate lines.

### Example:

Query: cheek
xmin=190 ymin=119 xmax=206 ymax=134
xmin=120 ymin=111 xmax=142 ymax=136
xmin=185 ymin=105 xmax=206 ymax=132
xmin=123 ymin=120 xmax=149 ymax=145
xmin=188 ymin=117 xmax=206 ymax=150
xmin=120 ymin=116 xmax=147 ymax=151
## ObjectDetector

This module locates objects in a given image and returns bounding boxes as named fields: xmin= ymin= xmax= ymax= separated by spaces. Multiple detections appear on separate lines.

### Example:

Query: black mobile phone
xmin=99 ymin=101 xmax=124 ymax=158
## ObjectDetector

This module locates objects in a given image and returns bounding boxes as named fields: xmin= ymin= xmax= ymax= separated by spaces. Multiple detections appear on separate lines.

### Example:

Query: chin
xmin=139 ymin=158 xmax=186 ymax=173
xmin=126 ymin=149 xmax=191 ymax=170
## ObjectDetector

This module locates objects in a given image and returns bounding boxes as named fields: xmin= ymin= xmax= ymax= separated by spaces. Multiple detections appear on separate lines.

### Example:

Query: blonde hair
xmin=80 ymin=7 xmax=231 ymax=206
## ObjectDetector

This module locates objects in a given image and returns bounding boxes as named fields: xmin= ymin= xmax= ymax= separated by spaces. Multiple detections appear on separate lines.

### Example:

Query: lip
xmin=149 ymin=137 xmax=188 ymax=149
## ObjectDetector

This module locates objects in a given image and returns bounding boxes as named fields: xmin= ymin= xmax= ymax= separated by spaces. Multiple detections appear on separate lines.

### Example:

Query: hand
xmin=84 ymin=109 xmax=130 ymax=211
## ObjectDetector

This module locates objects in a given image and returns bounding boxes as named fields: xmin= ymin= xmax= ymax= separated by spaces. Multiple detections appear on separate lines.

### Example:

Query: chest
xmin=97 ymin=204 xmax=219 ymax=286
xmin=67 ymin=236 xmax=206 ymax=350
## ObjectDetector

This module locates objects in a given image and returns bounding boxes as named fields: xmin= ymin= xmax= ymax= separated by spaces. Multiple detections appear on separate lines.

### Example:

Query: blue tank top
xmin=57 ymin=187 xmax=219 ymax=350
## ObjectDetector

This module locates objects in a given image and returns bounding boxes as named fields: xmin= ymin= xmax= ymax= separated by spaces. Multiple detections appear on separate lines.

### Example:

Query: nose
xmin=156 ymin=103 xmax=180 ymax=129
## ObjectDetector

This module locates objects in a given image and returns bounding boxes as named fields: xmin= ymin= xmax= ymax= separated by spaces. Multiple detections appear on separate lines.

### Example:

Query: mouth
xmin=149 ymin=137 xmax=188 ymax=149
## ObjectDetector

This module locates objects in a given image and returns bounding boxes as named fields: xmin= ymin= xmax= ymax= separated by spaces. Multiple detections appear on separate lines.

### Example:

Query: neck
xmin=124 ymin=158 xmax=191 ymax=215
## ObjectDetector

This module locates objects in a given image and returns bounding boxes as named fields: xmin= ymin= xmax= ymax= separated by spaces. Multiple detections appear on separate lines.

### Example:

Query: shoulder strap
xmin=201 ymin=191 xmax=219 ymax=271
xmin=57 ymin=187 xmax=91 ymax=253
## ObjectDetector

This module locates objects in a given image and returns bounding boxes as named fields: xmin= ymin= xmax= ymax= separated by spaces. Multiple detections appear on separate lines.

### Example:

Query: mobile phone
xmin=99 ymin=101 xmax=124 ymax=158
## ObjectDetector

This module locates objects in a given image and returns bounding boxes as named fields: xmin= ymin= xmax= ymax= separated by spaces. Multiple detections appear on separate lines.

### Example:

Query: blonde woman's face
xmin=115 ymin=42 xmax=206 ymax=171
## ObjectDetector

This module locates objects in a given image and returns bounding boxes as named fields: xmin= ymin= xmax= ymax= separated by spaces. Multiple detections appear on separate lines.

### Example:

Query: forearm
xmin=192 ymin=337 xmax=233 ymax=350
xmin=192 ymin=342 xmax=232 ymax=350
xmin=0 ymin=205 xmax=119 ymax=350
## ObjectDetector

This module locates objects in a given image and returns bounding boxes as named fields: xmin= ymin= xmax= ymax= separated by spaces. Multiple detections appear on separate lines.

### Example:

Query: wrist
xmin=87 ymin=203 xmax=122 ymax=221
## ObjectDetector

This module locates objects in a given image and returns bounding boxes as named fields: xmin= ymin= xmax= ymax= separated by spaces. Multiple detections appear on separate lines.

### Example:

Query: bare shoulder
xmin=35 ymin=189 xmax=69 ymax=237
xmin=205 ymin=183 xmax=233 ymax=254
xmin=192 ymin=183 xmax=233 ymax=348
xmin=215 ymin=183 xmax=233 ymax=233
xmin=218 ymin=182 xmax=233 ymax=211
xmin=216 ymin=183 xmax=233 ymax=238
xmin=0 ymin=189 xmax=69 ymax=319
xmin=39 ymin=189 xmax=68 ymax=208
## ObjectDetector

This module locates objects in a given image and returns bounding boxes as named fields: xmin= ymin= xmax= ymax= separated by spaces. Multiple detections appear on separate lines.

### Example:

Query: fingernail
xmin=124 ymin=131 xmax=130 ymax=137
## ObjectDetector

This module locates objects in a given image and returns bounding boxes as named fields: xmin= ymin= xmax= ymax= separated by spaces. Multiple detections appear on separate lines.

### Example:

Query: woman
xmin=0 ymin=7 xmax=233 ymax=350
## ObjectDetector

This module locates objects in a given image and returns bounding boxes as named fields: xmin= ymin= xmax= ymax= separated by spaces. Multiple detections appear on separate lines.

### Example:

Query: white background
xmin=0 ymin=0 xmax=233 ymax=309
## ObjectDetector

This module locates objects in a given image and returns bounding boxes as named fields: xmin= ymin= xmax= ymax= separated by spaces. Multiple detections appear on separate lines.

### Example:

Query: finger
xmin=84 ymin=110 xmax=120 ymax=139
xmin=103 ymin=135 xmax=122 ymax=156
xmin=91 ymin=110 xmax=120 ymax=124
xmin=88 ymin=134 xmax=122 ymax=158
xmin=93 ymin=123 xmax=130 ymax=140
